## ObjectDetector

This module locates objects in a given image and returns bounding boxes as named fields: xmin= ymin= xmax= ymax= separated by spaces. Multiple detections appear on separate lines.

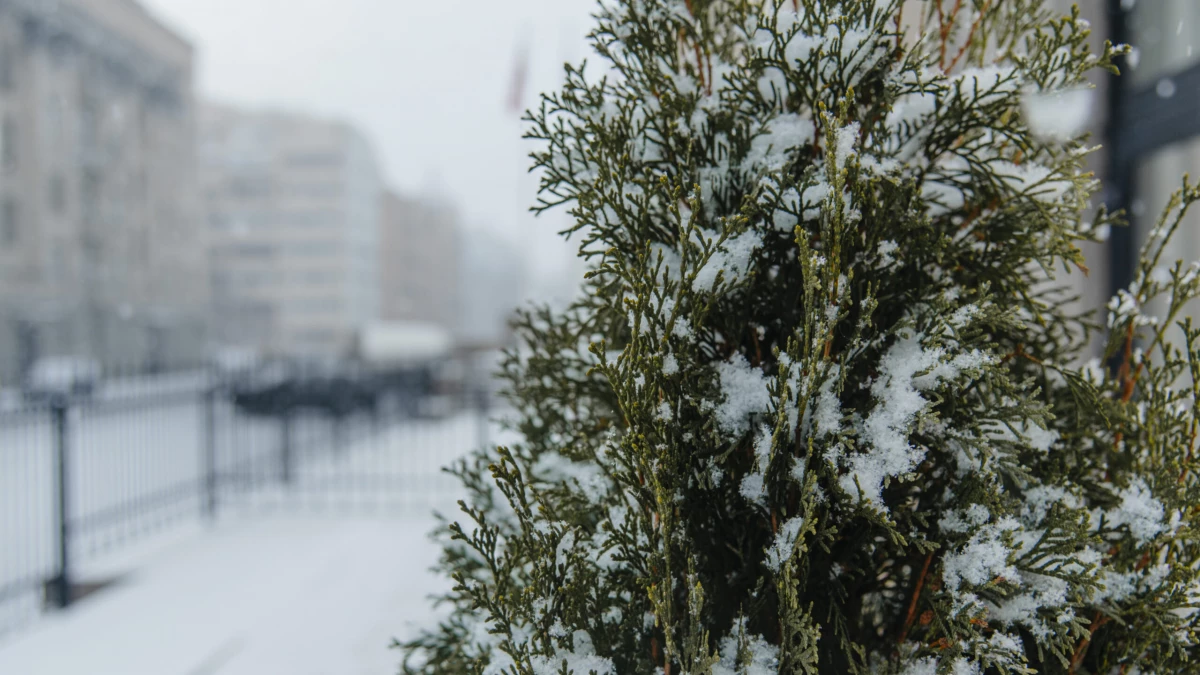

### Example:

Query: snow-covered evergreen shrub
xmin=401 ymin=1 xmax=1200 ymax=673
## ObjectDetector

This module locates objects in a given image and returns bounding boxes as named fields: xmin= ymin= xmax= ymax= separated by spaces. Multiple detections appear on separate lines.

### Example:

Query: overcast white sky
xmin=140 ymin=0 xmax=598 ymax=297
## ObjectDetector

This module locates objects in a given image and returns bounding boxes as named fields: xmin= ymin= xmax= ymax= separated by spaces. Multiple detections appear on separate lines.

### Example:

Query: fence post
xmin=49 ymin=398 xmax=71 ymax=609
xmin=280 ymin=407 xmax=293 ymax=486
xmin=332 ymin=413 xmax=344 ymax=453
xmin=474 ymin=385 xmax=490 ymax=451
xmin=203 ymin=387 xmax=217 ymax=520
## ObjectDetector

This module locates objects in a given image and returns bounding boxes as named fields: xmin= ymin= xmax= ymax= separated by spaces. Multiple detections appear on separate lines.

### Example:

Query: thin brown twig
xmin=1111 ymin=321 xmax=1138 ymax=457
xmin=947 ymin=0 xmax=991 ymax=71
xmin=898 ymin=552 xmax=935 ymax=645
xmin=1069 ymin=611 xmax=1111 ymax=673
xmin=935 ymin=0 xmax=946 ymax=65
xmin=937 ymin=0 xmax=965 ymax=70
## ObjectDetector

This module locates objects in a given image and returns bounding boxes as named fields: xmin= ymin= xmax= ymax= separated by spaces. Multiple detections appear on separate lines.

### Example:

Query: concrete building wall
xmin=200 ymin=104 xmax=383 ymax=357
xmin=0 ymin=0 xmax=205 ymax=379
xmin=378 ymin=191 xmax=461 ymax=334
xmin=1121 ymin=0 xmax=1200 ymax=342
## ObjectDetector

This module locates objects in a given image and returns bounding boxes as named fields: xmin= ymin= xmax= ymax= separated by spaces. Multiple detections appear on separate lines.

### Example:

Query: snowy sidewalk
xmin=0 ymin=515 xmax=449 ymax=675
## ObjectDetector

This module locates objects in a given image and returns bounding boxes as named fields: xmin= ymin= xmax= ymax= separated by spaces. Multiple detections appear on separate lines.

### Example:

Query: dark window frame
xmin=1 ymin=198 xmax=19 ymax=246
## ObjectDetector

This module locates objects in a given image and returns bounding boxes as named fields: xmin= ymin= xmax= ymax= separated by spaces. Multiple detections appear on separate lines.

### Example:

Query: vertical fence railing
xmin=0 ymin=358 xmax=495 ymax=634
xmin=202 ymin=387 xmax=217 ymax=521
xmin=279 ymin=408 xmax=294 ymax=487
xmin=49 ymin=400 xmax=70 ymax=610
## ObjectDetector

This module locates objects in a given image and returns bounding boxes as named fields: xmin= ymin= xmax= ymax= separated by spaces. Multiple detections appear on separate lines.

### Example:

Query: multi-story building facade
xmin=379 ymin=190 xmax=460 ymax=332
xmin=1115 ymin=2 xmax=1200 ymax=287
xmin=0 ymin=0 xmax=206 ymax=378
xmin=200 ymin=104 xmax=382 ymax=356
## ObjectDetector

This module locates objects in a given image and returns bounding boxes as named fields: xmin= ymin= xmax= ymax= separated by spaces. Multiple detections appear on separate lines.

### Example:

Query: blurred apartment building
xmin=199 ymin=104 xmax=382 ymax=357
xmin=0 ymin=0 xmax=207 ymax=379
xmin=1116 ymin=2 xmax=1200 ymax=293
xmin=379 ymin=190 xmax=460 ymax=332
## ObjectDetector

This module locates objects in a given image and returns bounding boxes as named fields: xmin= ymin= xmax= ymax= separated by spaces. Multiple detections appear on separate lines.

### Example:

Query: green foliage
xmin=400 ymin=1 xmax=1200 ymax=673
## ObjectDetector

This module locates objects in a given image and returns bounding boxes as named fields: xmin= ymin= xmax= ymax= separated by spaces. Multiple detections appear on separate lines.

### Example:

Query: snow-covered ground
xmin=0 ymin=514 xmax=452 ymax=675
xmin=0 ymin=404 xmax=500 ymax=641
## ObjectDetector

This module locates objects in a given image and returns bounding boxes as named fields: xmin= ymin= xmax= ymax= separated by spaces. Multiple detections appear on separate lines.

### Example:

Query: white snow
xmin=764 ymin=515 xmax=804 ymax=572
xmin=1094 ymin=568 xmax=1137 ymax=603
xmin=800 ymin=180 xmax=832 ymax=220
xmin=833 ymin=122 xmax=859 ymax=168
xmin=995 ymin=161 xmax=1070 ymax=203
xmin=814 ymin=366 xmax=841 ymax=437
xmin=901 ymin=657 xmax=940 ymax=675
xmin=1021 ymin=86 xmax=1093 ymax=142
xmin=1022 ymin=422 xmax=1059 ymax=452
xmin=1104 ymin=478 xmax=1165 ymax=544
xmin=922 ymin=154 xmax=970 ymax=216
xmin=886 ymin=91 xmax=938 ymax=131
xmin=989 ymin=572 xmax=1070 ymax=639
xmin=953 ymin=66 xmax=1020 ymax=103
xmin=0 ymin=515 xmax=451 ymax=675
xmin=359 ymin=322 xmax=454 ymax=365
xmin=745 ymin=113 xmax=815 ymax=172
xmin=693 ymin=230 xmax=762 ymax=292
xmin=0 ymin=408 xmax=494 ymax=669
xmin=713 ymin=354 xmax=771 ymax=439
xmin=877 ymin=240 xmax=899 ymax=267
xmin=842 ymin=333 xmax=991 ymax=506
xmin=1126 ymin=45 xmax=1141 ymax=68
xmin=983 ymin=419 xmax=1059 ymax=453
xmin=941 ymin=518 xmax=1021 ymax=593
xmin=940 ymin=503 xmax=991 ymax=533
xmin=740 ymin=471 xmax=767 ymax=506
xmin=951 ymin=657 xmax=981 ymax=675
xmin=1020 ymin=485 xmax=1081 ymax=525
xmin=534 ymin=451 xmax=612 ymax=505
xmin=712 ymin=617 xmax=779 ymax=675
xmin=531 ymin=629 xmax=614 ymax=675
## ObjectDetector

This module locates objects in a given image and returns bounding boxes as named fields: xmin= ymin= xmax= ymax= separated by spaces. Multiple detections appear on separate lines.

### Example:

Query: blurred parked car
xmin=357 ymin=321 xmax=456 ymax=417
xmin=24 ymin=356 xmax=101 ymax=402
xmin=211 ymin=347 xmax=257 ymax=375
xmin=231 ymin=363 xmax=377 ymax=418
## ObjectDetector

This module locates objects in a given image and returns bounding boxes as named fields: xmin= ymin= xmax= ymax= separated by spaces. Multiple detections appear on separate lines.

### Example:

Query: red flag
xmin=507 ymin=36 xmax=530 ymax=115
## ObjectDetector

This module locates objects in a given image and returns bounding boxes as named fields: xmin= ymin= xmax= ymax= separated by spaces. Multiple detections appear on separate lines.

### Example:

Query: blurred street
xmin=0 ymin=407 xmax=509 ymax=673
xmin=0 ymin=515 xmax=447 ymax=675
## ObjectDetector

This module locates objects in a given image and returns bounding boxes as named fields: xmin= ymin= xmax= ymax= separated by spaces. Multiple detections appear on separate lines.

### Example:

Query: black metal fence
xmin=0 ymin=360 xmax=489 ymax=634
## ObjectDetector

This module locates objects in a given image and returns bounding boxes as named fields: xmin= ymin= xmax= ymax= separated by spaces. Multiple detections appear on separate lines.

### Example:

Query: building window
xmin=290 ymin=297 xmax=342 ymax=313
xmin=230 ymin=176 xmax=272 ymax=199
xmin=49 ymin=174 xmax=67 ymax=214
xmin=2 ymin=199 xmax=18 ymax=245
xmin=285 ymin=152 xmax=342 ymax=168
xmin=0 ymin=44 xmax=13 ymax=91
xmin=226 ymin=242 xmax=275 ymax=258
xmin=294 ymin=328 xmax=338 ymax=343
xmin=1 ymin=117 xmax=16 ymax=170
xmin=81 ymin=98 xmax=99 ymax=150
xmin=289 ymin=240 xmax=339 ymax=256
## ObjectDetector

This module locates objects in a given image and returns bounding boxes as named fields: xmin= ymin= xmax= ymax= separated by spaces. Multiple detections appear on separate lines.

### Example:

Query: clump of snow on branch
xmin=842 ymin=332 xmax=992 ymax=507
xmin=714 ymin=354 xmax=771 ymax=439
xmin=1021 ymin=86 xmax=1094 ymax=142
